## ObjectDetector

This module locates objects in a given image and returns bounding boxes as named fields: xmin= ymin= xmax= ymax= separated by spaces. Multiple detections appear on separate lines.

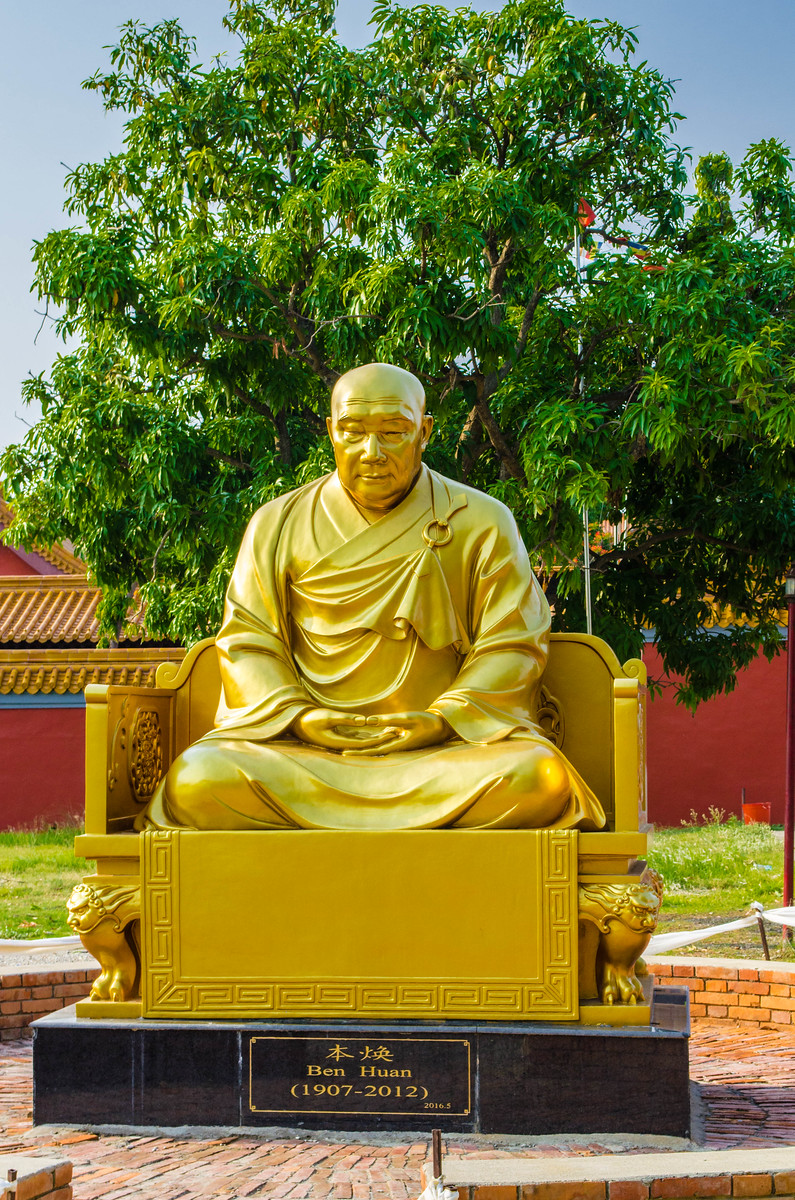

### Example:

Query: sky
xmin=1 ymin=0 xmax=794 ymax=450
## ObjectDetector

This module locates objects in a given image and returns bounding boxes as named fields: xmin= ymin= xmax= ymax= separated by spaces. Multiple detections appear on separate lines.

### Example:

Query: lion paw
xmin=601 ymin=964 xmax=644 ymax=1006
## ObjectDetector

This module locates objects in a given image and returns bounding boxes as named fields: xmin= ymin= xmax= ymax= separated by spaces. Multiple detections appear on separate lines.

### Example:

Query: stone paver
xmin=0 ymin=948 xmax=95 ymax=974
xmin=1 ymin=1023 xmax=793 ymax=1198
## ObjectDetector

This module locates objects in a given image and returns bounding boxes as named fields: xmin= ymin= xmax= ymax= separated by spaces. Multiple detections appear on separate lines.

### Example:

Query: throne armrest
xmin=83 ymin=682 xmax=177 ymax=837
xmin=612 ymin=657 xmax=648 ymax=833
xmin=576 ymin=652 xmax=649 ymax=882
xmin=78 ymin=639 xmax=218 ymax=862
xmin=544 ymin=635 xmax=648 ymax=838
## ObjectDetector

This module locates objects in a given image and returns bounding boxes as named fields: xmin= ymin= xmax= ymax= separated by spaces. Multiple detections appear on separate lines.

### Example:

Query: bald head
xmin=330 ymin=362 xmax=425 ymax=418
xmin=326 ymin=362 xmax=433 ymax=514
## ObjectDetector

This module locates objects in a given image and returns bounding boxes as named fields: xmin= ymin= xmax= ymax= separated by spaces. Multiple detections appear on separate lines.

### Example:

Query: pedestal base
xmin=139 ymin=829 xmax=581 ymax=1023
xmin=32 ymin=989 xmax=690 ymax=1136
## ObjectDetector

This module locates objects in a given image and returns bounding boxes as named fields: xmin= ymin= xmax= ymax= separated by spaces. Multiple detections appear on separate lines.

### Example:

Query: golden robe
xmin=145 ymin=466 xmax=606 ymax=832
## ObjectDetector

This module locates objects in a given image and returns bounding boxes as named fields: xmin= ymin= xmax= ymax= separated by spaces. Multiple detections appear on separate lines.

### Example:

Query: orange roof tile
xmin=0 ymin=576 xmax=145 ymax=645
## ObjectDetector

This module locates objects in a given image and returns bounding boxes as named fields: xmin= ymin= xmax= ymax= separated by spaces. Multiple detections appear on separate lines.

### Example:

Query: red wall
xmin=0 ymin=545 xmax=37 ymax=575
xmin=0 ymin=708 xmax=85 ymax=829
xmin=644 ymin=645 xmax=786 ymax=827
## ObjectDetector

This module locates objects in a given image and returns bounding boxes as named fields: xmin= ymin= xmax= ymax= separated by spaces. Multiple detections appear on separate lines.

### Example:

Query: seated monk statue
xmin=140 ymin=362 xmax=606 ymax=832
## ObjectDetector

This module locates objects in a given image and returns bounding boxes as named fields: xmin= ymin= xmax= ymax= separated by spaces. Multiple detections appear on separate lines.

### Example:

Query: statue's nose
xmin=362 ymin=434 xmax=385 ymax=460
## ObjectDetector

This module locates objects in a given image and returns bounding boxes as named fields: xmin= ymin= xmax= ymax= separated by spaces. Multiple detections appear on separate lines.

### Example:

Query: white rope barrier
xmin=4 ymin=908 xmax=795 ymax=959
xmin=646 ymin=916 xmax=758 ymax=955
xmin=418 ymin=1180 xmax=458 ymax=1200
xmin=752 ymin=905 xmax=795 ymax=927
xmin=0 ymin=936 xmax=82 ymax=954
xmin=646 ymin=904 xmax=795 ymax=955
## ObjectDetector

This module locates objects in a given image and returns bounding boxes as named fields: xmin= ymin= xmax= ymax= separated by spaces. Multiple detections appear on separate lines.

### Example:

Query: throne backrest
xmin=154 ymin=632 xmax=646 ymax=833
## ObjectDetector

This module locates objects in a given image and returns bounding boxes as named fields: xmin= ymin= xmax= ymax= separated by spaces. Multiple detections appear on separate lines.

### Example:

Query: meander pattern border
xmin=142 ymin=829 xmax=577 ymax=1020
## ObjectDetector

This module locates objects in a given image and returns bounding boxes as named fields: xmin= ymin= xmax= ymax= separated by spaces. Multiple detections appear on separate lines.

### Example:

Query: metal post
xmin=757 ymin=912 xmax=771 ymax=961
xmin=432 ymin=1129 xmax=442 ymax=1179
xmin=752 ymin=902 xmax=771 ymax=961
xmin=784 ymin=568 xmax=795 ymax=931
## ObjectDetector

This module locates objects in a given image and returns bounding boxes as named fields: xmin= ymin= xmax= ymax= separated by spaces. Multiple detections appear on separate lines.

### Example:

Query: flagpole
xmin=583 ymin=507 xmax=592 ymax=636
xmin=575 ymin=218 xmax=593 ymax=636
xmin=784 ymin=566 xmax=795 ymax=939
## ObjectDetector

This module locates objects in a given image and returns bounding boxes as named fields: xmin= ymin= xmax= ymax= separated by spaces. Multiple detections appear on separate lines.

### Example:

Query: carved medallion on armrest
xmin=104 ymin=688 xmax=175 ymax=830
xmin=536 ymin=685 xmax=565 ymax=748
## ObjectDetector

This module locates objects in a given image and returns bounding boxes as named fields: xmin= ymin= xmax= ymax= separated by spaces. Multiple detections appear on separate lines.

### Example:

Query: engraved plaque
xmin=248 ymin=1035 xmax=471 ymax=1118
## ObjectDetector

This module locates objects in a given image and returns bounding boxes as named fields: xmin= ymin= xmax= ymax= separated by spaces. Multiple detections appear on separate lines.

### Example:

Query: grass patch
xmin=648 ymin=816 xmax=782 ymax=903
xmin=0 ymin=823 xmax=85 ymax=939
xmin=647 ymin=812 xmax=794 ymax=961
xmin=0 ymin=817 xmax=791 ymax=960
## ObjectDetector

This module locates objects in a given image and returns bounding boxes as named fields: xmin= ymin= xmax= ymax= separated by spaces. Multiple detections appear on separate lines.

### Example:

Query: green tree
xmin=3 ymin=0 xmax=795 ymax=704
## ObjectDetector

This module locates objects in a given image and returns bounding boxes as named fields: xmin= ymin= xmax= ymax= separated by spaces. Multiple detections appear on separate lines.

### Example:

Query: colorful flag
xmin=578 ymin=199 xmax=596 ymax=228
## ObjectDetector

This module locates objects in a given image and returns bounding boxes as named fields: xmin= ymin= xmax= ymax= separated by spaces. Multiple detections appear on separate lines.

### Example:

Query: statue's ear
xmin=421 ymin=413 xmax=434 ymax=447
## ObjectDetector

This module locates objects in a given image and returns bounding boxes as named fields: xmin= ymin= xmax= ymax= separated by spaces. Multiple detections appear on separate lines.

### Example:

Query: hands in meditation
xmin=291 ymin=708 xmax=452 ymax=755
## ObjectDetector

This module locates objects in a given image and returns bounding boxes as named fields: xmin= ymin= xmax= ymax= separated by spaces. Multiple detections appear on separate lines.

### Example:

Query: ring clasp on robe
xmin=422 ymin=518 xmax=453 ymax=548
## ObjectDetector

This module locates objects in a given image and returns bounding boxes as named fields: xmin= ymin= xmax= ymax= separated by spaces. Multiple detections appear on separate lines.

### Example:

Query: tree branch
xmin=209 ymin=324 xmax=273 ymax=344
xmin=204 ymin=447 xmax=253 ymax=471
xmin=590 ymin=529 xmax=753 ymax=570
xmin=228 ymin=383 xmax=291 ymax=465
xmin=150 ymin=528 xmax=170 ymax=582
xmin=485 ymin=237 xmax=515 ymax=325
xmin=475 ymin=375 xmax=525 ymax=481
xmin=283 ymin=290 xmax=340 ymax=389
xmin=456 ymin=403 xmax=485 ymax=482
xmin=499 ymin=285 xmax=545 ymax=380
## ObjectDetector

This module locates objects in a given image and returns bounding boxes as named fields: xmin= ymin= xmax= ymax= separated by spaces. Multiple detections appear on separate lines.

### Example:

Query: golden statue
xmin=74 ymin=361 xmax=657 ymax=1023
xmin=140 ymin=362 xmax=605 ymax=833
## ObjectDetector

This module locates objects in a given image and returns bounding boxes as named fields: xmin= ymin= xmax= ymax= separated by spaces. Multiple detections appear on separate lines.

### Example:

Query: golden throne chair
xmin=70 ymin=633 xmax=659 ymax=1026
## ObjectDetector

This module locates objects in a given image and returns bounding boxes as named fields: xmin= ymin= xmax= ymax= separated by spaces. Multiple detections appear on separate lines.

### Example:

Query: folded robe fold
xmin=143 ymin=465 xmax=606 ymax=832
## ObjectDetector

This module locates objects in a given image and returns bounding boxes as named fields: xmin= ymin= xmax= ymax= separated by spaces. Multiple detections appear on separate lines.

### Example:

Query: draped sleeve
xmin=206 ymin=488 xmax=317 ymax=742
xmin=427 ymin=499 xmax=550 ymax=744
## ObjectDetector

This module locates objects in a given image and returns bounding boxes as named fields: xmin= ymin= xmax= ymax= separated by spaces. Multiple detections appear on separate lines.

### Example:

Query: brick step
xmin=0 ymin=971 xmax=96 ymax=1040
xmin=649 ymin=957 xmax=795 ymax=1025
xmin=423 ymin=1147 xmax=795 ymax=1200
xmin=0 ymin=1153 xmax=72 ymax=1200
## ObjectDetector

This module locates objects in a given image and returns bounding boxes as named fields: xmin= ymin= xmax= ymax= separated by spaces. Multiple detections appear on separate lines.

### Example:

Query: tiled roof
xmin=0 ymin=496 xmax=86 ymax=575
xmin=0 ymin=646 xmax=185 ymax=694
xmin=0 ymin=576 xmax=145 ymax=645
xmin=702 ymin=596 xmax=786 ymax=630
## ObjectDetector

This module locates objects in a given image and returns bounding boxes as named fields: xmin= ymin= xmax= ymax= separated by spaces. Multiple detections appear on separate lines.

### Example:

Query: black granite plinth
xmin=32 ymin=987 xmax=690 ymax=1136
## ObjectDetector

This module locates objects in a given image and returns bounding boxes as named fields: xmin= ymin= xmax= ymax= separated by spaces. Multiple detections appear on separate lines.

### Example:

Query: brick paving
xmin=689 ymin=1024 xmax=795 ymax=1147
xmin=1 ymin=1023 xmax=794 ymax=1198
